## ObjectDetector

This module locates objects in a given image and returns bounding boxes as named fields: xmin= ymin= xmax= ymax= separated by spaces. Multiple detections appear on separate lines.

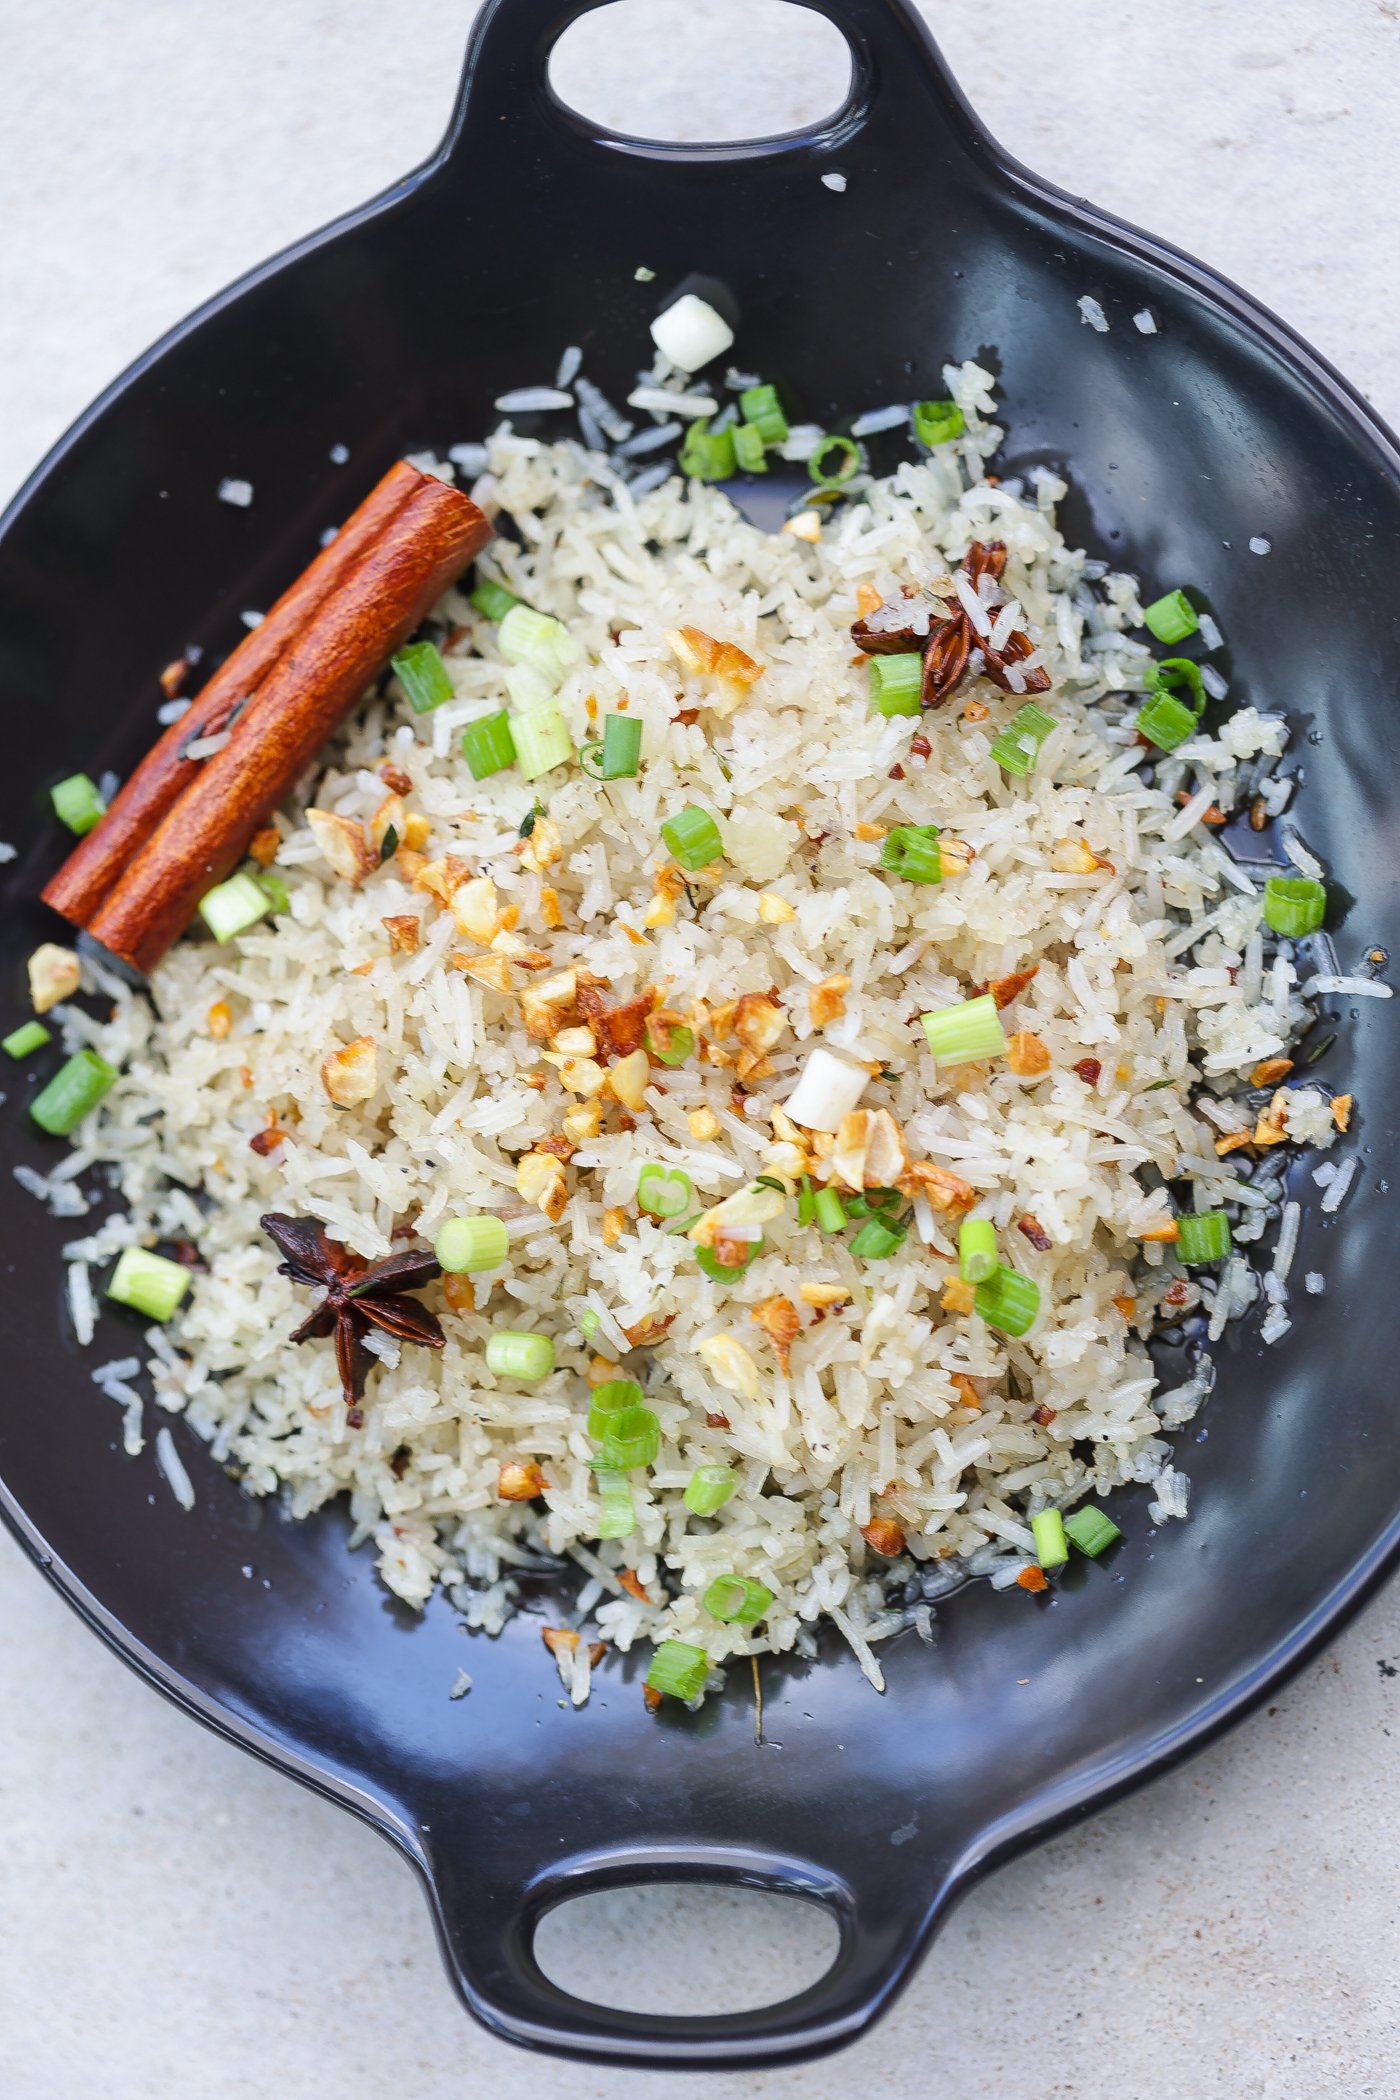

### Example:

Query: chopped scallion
xmin=2 ymin=1021 xmax=51 ymax=1059
xmin=470 ymin=578 xmax=522 ymax=622
xmin=1143 ymin=589 xmax=1199 ymax=644
xmin=738 ymin=384 xmax=788 ymax=446
xmin=808 ymin=435 xmax=860 ymax=486
xmin=989 ymin=701 xmax=1057 ymax=778
xmin=958 ymin=1216 xmax=998 ymax=1284
xmin=484 ymin=1330 xmax=555 ymax=1381
xmin=1264 ymin=875 xmax=1326 ymax=938
xmin=511 ymin=705 xmax=573 ymax=781
xmin=1065 ymin=1504 xmax=1121 ymax=1558
xmin=597 ymin=1402 xmax=661 ymax=1469
xmin=797 ymin=1174 xmax=816 ymax=1227
xmin=685 ymin=1465 xmax=738 ymax=1516
xmin=434 ymin=1214 xmax=508 ymax=1273
xmin=913 ymin=398 xmax=965 ymax=447
xmin=660 ymin=804 xmax=723 ymax=872
xmin=107 ymin=1245 xmax=190 ymax=1323
xmin=732 ymin=422 xmax=768 ymax=474
xmin=1176 ymin=1210 xmax=1232 ymax=1264
xmin=645 ymin=1639 xmax=709 ymax=1702
xmin=1146 ymin=656 xmax=1206 ymax=716
xmin=391 ymin=639 xmax=454 ymax=714
xmin=813 ymin=1186 xmax=847 ymax=1233
xmin=695 ymin=1242 xmax=759 ymax=1283
xmin=973 ymin=1265 xmax=1041 ymax=1337
xmin=461 ymin=709 xmax=517 ymax=780
xmin=50 ymin=773 xmax=106 ymax=835
xmin=637 ymin=1163 xmax=694 ymax=1220
xmin=1031 ymin=1508 xmax=1068 ymax=1570
xmin=920 ymin=993 xmax=1008 ymax=1068
xmin=587 ymin=1378 xmax=643 ymax=1443
xmin=198 ymin=871 xmax=273 ymax=943
xmin=592 ymin=1464 xmax=635 ymax=1538
xmin=581 ymin=713 xmax=642 ymax=780
xmin=703 ymin=1574 xmax=774 ymax=1623
xmin=1136 ymin=691 xmax=1200 ymax=752
xmin=498 ymin=604 xmax=580 ymax=686
xmin=880 ymin=823 xmax=943 ymax=884
xmin=679 ymin=419 xmax=736 ymax=482
xmin=645 ymin=1016 xmax=695 ymax=1067
xmin=30 ymin=1048 xmax=117 ymax=1135
xmin=256 ymin=868 xmax=290 ymax=914
xmin=849 ymin=1214 xmax=906 ymax=1259
xmin=868 ymin=653 xmax=923 ymax=717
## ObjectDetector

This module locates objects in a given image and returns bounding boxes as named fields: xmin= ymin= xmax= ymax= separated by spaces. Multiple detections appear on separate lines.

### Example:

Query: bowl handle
xmin=442 ymin=0 xmax=985 ymax=166
xmin=422 ymin=1820 xmax=959 ymax=2068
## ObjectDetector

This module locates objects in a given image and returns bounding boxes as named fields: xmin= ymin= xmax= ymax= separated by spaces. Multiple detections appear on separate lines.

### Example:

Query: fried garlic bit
xmin=497 ymin=1460 xmax=547 ymax=1502
xmin=696 ymin=1333 xmax=761 ymax=1402
xmin=320 ymin=1034 xmax=378 ymax=1106
xmin=898 ymin=1160 xmax=977 ymax=1214
xmin=451 ymin=874 xmax=500 ymax=944
xmin=750 ymin=1295 xmax=801 ymax=1374
xmin=306 ymin=807 xmax=375 ymax=884
xmin=517 ymin=1149 xmax=568 ymax=1222
xmin=520 ymin=968 xmax=578 ymax=1040
xmin=27 ymin=942 xmax=80 ymax=1014
xmin=732 ymin=991 xmax=786 ymax=1081
xmin=826 ymin=1107 xmax=907 ymax=1194
xmin=1050 ymin=836 xmax=1114 ymax=876
xmin=666 ymin=626 xmax=763 ymax=715
xmin=381 ymin=914 xmax=421 ymax=955
xmin=808 ymin=974 xmax=850 ymax=1028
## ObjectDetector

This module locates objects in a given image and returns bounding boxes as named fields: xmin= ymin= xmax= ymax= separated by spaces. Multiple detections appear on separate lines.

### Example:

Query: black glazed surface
xmin=2 ymin=0 xmax=1399 ymax=2069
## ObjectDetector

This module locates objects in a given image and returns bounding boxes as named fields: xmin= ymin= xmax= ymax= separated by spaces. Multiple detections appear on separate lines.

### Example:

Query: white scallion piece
xmin=649 ymin=294 xmax=735 ymax=374
xmin=784 ymin=1046 xmax=870 ymax=1132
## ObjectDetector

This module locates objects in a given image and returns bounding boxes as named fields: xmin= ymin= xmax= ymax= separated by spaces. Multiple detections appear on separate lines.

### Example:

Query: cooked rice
xmin=51 ymin=362 xmax=1372 ymax=1683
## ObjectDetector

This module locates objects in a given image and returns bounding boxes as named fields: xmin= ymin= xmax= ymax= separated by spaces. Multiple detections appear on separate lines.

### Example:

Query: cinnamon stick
xmin=45 ymin=460 xmax=478 ymax=933
xmin=49 ymin=466 xmax=490 ymax=975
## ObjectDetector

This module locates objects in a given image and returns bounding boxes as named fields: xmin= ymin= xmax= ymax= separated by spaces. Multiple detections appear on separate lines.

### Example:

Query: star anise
xmin=851 ymin=539 xmax=1053 ymax=709
xmin=261 ymin=1212 xmax=445 ymax=1425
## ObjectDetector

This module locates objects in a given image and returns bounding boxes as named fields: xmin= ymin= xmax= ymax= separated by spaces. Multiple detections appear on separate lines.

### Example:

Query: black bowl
xmin=2 ymin=0 xmax=1398 ymax=2070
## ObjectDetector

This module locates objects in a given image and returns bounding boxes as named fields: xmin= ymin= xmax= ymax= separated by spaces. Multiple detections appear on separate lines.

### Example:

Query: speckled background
xmin=2 ymin=5 xmax=1399 ymax=2095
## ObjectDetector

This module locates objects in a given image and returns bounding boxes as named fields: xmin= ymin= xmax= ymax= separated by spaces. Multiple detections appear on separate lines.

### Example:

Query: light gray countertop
xmin=2 ymin=5 xmax=1399 ymax=2094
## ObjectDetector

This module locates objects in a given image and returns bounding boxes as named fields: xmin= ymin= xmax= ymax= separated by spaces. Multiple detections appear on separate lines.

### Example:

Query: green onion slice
xmin=989 ymin=701 xmax=1057 ymax=777
xmin=797 ymin=1175 xmax=816 ymax=1228
xmin=974 ymin=1265 xmax=1041 ymax=1337
xmin=30 ymin=1048 xmax=117 ymax=1136
xmin=695 ymin=1242 xmax=759 ymax=1283
xmin=484 ymin=1330 xmax=555 ymax=1381
xmin=913 ymin=398 xmax=966 ymax=447
xmin=637 ymin=1163 xmax=694 ymax=1220
xmin=597 ymin=1403 xmax=661 ymax=1470
xmin=849 ymin=1214 xmax=906 ymax=1260
xmin=880 ymin=824 xmax=943 ymax=884
xmin=661 ymin=804 xmax=724 ymax=872
xmin=2 ymin=1021 xmax=51 ymax=1059
xmin=50 ymin=773 xmax=106 ymax=835
xmin=1136 ymin=691 xmax=1199 ymax=753
xmin=198 ymin=871 xmax=272 ymax=943
xmin=1031 ymin=1508 xmax=1068 ymax=1570
xmin=645 ymin=1016 xmax=695 ymax=1067
xmin=462 ymin=709 xmax=517 ymax=780
xmin=703 ymin=1574 xmax=774 ymax=1623
xmin=685 ymin=1465 xmax=738 ymax=1517
xmin=392 ymin=639 xmax=454 ymax=714
xmin=958 ymin=1216 xmax=998 ymax=1284
xmin=732 ymin=423 xmax=768 ymax=474
xmin=470 ymin=578 xmax=522 ymax=622
xmin=738 ymin=384 xmax=788 ymax=446
xmin=1176 ymin=1210 xmax=1232 ymax=1264
xmin=587 ymin=1378 xmax=643 ymax=1443
xmin=920 ymin=993 xmax=1008 ymax=1068
xmin=1263 ymin=875 xmax=1326 ymax=938
xmin=645 ymin=1639 xmax=709 ymax=1702
xmin=107 ymin=1245 xmax=190 ymax=1323
xmin=808 ymin=435 xmax=860 ymax=486
xmin=813 ymin=1186 xmax=847 ymax=1234
xmin=580 ymin=713 xmax=643 ymax=780
xmin=435 ymin=1214 xmax=508 ymax=1273
xmin=1142 ymin=589 xmax=1199 ymax=644
xmin=592 ymin=1464 xmax=635 ymax=1538
xmin=868 ymin=654 xmax=923 ymax=717
xmin=499 ymin=604 xmax=580 ymax=686
xmin=511 ymin=705 xmax=573 ymax=781
xmin=679 ymin=420 xmax=736 ymax=482
xmin=1146 ymin=656 xmax=1206 ymax=716
xmin=1065 ymin=1503 xmax=1121 ymax=1558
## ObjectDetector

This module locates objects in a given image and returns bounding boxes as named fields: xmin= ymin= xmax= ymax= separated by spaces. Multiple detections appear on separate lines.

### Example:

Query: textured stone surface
xmin=2 ymin=5 xmax=1399 ymax=2095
